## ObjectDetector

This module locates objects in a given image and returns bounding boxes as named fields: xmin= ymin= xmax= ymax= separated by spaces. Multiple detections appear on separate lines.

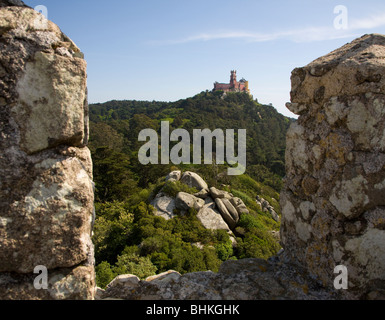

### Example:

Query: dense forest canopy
xmin=89 ymin=91 xmax=291 ymax=191
xmin=89 ymin=91 xmax=293 ymax=288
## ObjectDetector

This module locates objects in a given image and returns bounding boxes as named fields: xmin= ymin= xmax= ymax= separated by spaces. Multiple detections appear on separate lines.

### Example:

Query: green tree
xmin=88 ymin=122 xmax=124 ymax=153
xmin=172 ymin=115 xmax=183 ymax=128
xmin=92 ymin=202 xmax=134 ymax=264
xmin=128 ymin=113 xmax=159 ymax=150
xmin=92 ymin=147 xmax=138 ymax=202
xmin=113 ymin=252 xmax=157 ymax=279
xmin=215 ymin=242 xmax=233 ymax=261
xmin=95 ymin=261 xmax=116 ymax=289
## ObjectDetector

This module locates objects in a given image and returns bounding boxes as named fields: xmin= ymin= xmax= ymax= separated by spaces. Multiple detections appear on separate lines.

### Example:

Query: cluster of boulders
xmin=256 ymin=195 xmax=280 ymax=222
xmin=151 ymin=171 xmax=249 ymax=233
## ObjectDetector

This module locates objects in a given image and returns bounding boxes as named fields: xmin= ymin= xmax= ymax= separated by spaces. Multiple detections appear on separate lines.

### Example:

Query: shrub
xmin=235 ymin=229 xmax=281 ymax=260
xmin=215 ymin=242 xmax=233 ymax=261
xmin=92 ymin=202 xmax=134 ymax=264
xmin=113 ymin=252 xmax=157 ymax=280
xmin=95 ymin=261 xmax=116 ymax=289
xmin=161 ymin=180 xmax=198 ymax=198
xmin=238 ymin=213 xmax=265 ymax=231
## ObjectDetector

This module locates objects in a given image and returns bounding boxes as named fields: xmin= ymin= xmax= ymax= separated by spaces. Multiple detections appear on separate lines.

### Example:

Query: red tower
xmin=230 ymin=70 xmax=237 ymax=88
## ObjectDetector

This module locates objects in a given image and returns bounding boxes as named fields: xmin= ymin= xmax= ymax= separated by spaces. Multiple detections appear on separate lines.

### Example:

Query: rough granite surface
xmin=0 ymin=0 xmax=95 ymax=299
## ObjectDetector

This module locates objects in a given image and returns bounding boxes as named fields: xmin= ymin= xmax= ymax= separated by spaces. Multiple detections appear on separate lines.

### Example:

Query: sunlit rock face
xmin=281 ymin=34 xmax=385 ymax=299
xmin=0 ymin=1 xmax=95 ymax=299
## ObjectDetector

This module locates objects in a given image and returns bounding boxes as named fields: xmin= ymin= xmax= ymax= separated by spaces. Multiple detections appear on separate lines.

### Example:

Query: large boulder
xmin=221 ymin=198 xmax=239 ymax=223
xmin=209 ymin=187 xmax=232 ymax=199
xmin=102 ymin=274 xmax=140 ymax=299
xmin=180 ymin=171 xmax=208 ymax=190
xmin=151 ymin=195 xmax=177 ymax=220
xmin=175 ymin=192 xmax=205 ymax=212
xmin=230 ymin=197 xmax=249 ymax=216
xmin=256 ymin=196 xmax=279 ymax=222
xmin=196 ymin=199 xmax=231 ymax=231
xmin=194 ymin=188 xmax=210 ymax=199
xmin=215 ymin=198 xmax=237 ymax=230
xmin=165 ymin=170 xmax=181 ymax=182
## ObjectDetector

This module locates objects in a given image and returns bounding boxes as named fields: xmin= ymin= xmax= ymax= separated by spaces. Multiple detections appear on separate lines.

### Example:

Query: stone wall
xmin=98 ymin=258 xmax=337 ymax=300
xmin=0 ymin=1 xmax=95 ymax=299
xmin=281 ymin=34 xmax=385 ymax=299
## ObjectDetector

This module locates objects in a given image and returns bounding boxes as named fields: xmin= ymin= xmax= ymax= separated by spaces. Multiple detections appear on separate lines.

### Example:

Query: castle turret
xmin=230 ymin=70 xmax=237 ymax=87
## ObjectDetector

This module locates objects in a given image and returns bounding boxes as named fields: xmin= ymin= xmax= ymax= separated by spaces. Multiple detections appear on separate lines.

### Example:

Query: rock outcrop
xmin=214 ymin=198 xmax=237 ymax=230
xmin=0 ymin=1 xmax=95 ymax=299
xmin=256 ymin=195 xmax=280 ymax=222
xmin=151 ymin=171 xmax=249 ymax=232
xmin=98 ymin=257 xmax=338 ymax=300
xmin=281 ymin=34 xmax=385 ymax=299
xmin=151 ymin=194 xmax=177 ymax=220
xmin=175 ymin=192 xmax=205 ymax=212
xmin=197 ymin=198 xmax=231 ymax=231
xmin=180 ymin=171 xmax=208 ymax=190
xmin=165 ymin=170 xmax=182 ymax=182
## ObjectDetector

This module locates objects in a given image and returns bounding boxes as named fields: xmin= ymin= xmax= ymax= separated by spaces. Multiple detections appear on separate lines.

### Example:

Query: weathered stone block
xmin=0 ymin=147 xmax=94 ymax=273
xmin=13 ymin=51 xmax=87 ymax=154
xmin=0 ymin=1 xmax=94 ymax=299
xmin=281 ymin=34 xmax=385 ymax=299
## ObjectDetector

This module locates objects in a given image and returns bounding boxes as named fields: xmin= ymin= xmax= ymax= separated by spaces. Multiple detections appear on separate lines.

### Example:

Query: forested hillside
xmin=89 ymin=91 xmax=292 ymax=288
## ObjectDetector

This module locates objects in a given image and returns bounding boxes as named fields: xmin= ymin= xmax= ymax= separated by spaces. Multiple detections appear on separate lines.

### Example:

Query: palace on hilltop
xmin=213 ymin=70 xmax=250 ymax=94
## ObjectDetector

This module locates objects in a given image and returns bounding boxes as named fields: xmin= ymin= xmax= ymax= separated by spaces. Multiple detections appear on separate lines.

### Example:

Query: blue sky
xmin=25 ymin=0 xmax=385 ymax=117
